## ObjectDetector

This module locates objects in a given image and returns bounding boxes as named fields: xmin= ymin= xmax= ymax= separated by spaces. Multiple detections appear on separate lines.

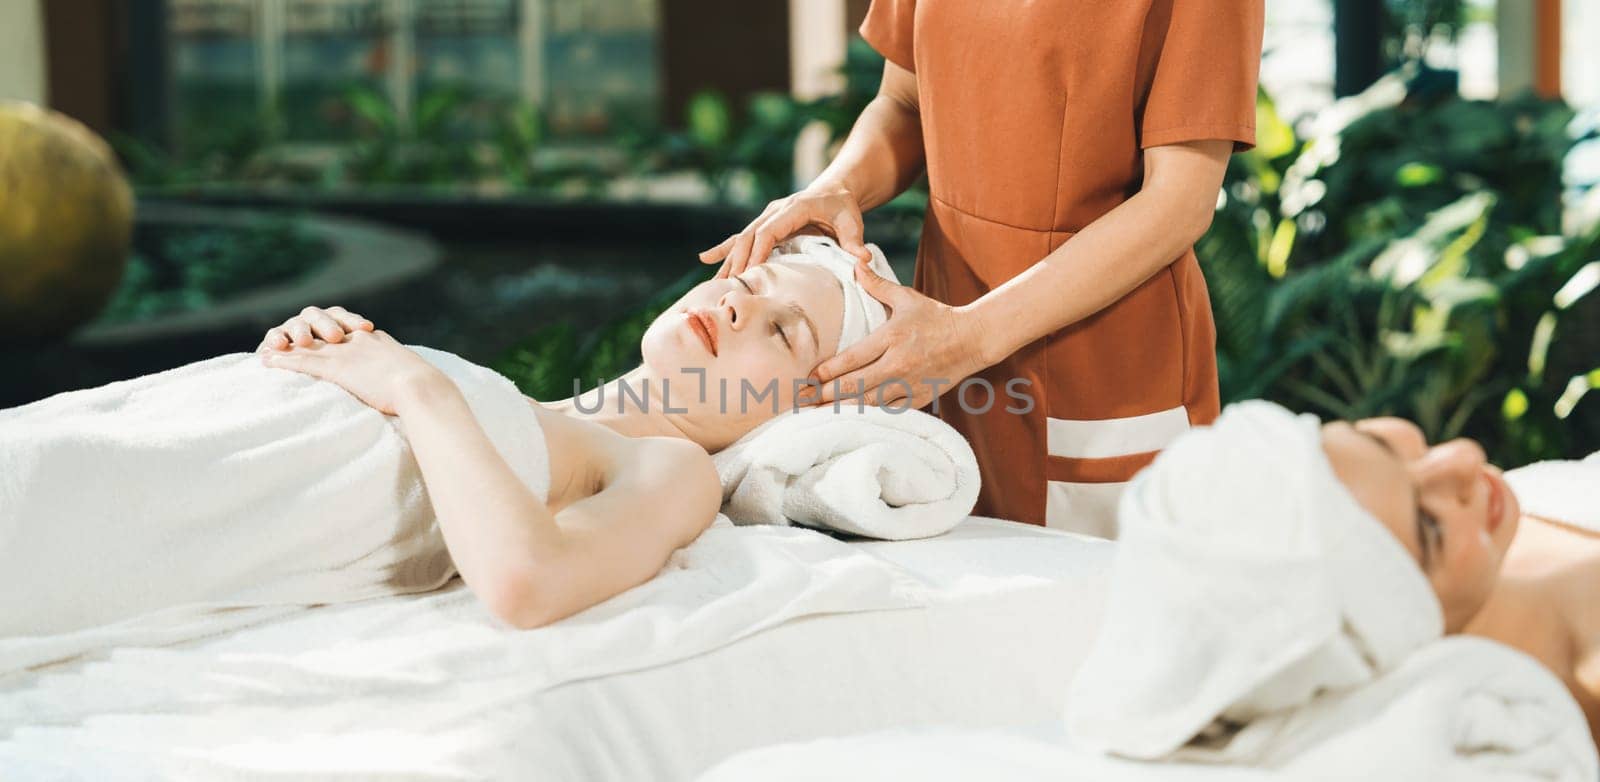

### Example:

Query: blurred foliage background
xmin=58 ymin=0 xmax=1600 ymax=467
xmin=489 ymin=35 xmax=1600 ymax=469
xmin=1203 ymin=70 xmax=1600 ymax=466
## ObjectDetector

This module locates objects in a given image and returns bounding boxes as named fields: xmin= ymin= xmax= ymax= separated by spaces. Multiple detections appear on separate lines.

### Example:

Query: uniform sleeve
xmin=858 ymin=0 xmax=916 ymax=73
xmin=1137 ymin=0 xmax=1264 ymax=152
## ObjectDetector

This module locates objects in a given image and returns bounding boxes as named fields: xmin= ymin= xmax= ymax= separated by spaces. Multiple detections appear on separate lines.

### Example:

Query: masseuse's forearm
xmin=809 ymin=93 xmax=925 ymax=212
xmin=392 ymin=374 xmax=563 ymax=605
xmin=964 ymin=151 xmax=1228 ymax=364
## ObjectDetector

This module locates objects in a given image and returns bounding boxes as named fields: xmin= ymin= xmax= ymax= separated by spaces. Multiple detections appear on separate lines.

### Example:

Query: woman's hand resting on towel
xmin=259 ymin=327 xmax=443 ymax=417
xmin=257 ymin=305 xmax=375 ymax=352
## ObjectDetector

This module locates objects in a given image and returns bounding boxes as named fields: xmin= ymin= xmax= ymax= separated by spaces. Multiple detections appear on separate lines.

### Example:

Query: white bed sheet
xmin=0 ymin=517 xmax=1113 ymax=781
xmin=502 ymin=517 xmax=1114 ymax=781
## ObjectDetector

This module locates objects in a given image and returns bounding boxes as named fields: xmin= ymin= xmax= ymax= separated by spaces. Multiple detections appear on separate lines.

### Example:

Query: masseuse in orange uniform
xmin=700 ymin=1 xmax=1265 ymax=536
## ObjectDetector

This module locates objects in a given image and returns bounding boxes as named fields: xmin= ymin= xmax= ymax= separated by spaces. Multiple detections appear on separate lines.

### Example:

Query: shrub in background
xmin=1203 ymin=65 xmax=1600 ymax=465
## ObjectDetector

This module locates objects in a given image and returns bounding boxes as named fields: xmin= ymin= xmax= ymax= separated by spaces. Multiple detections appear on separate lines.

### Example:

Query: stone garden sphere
xmin=0 ymin=100 xmax=134 ymax=344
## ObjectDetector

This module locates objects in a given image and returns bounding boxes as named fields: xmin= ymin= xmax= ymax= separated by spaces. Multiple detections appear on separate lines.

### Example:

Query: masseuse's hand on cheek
xmin=698 ymin=186 xmax=873 ymax=280
xmin=798 ymin=260 xmax=992 ymax=411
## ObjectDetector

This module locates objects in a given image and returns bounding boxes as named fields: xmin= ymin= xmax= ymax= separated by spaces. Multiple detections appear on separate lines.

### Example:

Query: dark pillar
xmin=846 ymin=0 xmax=870 ymax=32
xmin=1333 ymin=0 xmax=1385 ymax=97
xmin=122 ymin=0 xmax=171 ymax=147
xmin=658 ymin=0 xmax=790 ymax=127
xmin=42 ymin=0 xmax=118 ymax=134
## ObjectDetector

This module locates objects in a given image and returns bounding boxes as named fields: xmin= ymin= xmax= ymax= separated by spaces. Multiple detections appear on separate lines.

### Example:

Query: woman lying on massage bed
xmin=701 ymin=400 xmax=1598 ymax=779
xmin=1069 ymin=399 xmax=1600 ymax=756
xmin=0 ymin=234 xmax=908 ymax=639
xmin=1318 ymin=413 xmax=1600 ymax=743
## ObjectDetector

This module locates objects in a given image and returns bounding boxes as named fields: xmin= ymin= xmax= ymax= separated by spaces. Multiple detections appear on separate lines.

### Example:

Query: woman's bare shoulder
xmin=614 ymin=435 xmax=722 ymax=541
xmin=524 ymin=400 xmax=614 ymax=515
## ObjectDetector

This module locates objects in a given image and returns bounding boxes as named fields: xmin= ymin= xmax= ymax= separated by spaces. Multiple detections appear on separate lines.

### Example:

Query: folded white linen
xmin=0 ymin=518 xmax=932 ymax=778
xmin=698 ymin=726 xmax=1274 ymax=782
xmin=0 ymin=344 xmax=549 ymax=671
xmin=767 ymin=232 xmax=899 ymax=354
xmin=712 ymin=402 xmax=980 ymax=540
xmin=1504 ymin=451 xmax=1600 ymax=533
xmin=1065 ymin=400 xmax=1443 ymax=759
xmin=699 ymin=638 xmax=1596 ymax=781
xmin=1194 ymin=635 xmax=1599 ymax=780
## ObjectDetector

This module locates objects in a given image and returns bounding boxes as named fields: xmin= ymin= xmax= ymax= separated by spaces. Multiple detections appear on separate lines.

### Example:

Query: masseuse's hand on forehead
xmin=698 ymin=188 xmax=874 ymax=279
xmin=797 ymin=259 xmax=991 ymax=414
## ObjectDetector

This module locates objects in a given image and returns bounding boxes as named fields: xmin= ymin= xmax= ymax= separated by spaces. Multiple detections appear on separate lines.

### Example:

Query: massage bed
xmin=0 ymin=516 xmax=1114 ymax=780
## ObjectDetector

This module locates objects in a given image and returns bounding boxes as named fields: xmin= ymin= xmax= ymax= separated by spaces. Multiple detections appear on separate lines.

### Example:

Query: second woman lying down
xmin=1069 ymin=399 xmax=1600 ymax=754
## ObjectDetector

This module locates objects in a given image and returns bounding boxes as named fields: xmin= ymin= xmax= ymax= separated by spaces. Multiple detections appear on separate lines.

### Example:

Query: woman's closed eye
xmin=736 ymin=275 xmax=793 ymax=351
xmin=1419 ymin=505 xmax=1443 ymax=568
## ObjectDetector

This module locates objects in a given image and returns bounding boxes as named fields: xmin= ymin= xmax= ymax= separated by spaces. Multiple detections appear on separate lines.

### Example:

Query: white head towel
xmin=1064 ymin=400 xmax=1444 ymax=759
xmin=766 ymin=233 xmax=900 ymax=355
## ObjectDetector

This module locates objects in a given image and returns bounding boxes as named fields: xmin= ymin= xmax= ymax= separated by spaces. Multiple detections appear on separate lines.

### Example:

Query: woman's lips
xmin=686 ymin=310 xmax=718 ymax=356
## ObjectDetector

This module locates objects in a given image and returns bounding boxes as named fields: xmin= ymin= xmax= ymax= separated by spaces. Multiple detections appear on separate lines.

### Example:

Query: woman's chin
xmin=1485 ymin=465 xmax=1521 ymax=553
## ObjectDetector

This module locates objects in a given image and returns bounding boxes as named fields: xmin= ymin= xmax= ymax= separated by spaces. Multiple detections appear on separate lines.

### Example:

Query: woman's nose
xmin=717 ymin=290 xmax=745 ymax=329
xmin=1417 ymin=438 xmax=1487 ymax=502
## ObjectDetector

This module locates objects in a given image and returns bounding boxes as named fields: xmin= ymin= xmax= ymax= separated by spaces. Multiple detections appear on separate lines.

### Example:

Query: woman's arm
xmin=700 ymin=60 xmax=925 ymax=277
xmin=811 ymin=59 xmax=926 ymax=213
xmin=392 ymin=375 xmax=722 ymax=629
xmin=963 ymin=139 xmax=1234 ymax=365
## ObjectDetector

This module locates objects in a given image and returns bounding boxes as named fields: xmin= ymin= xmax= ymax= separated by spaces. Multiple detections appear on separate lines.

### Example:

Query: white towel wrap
xmin=1065 ymin=400 xmax=1444 ymax=759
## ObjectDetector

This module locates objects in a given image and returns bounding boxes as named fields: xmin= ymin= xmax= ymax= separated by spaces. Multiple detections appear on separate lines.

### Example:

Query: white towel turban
xmin=1065 ymin=400 xmax=1445 ymax=759
xmin=767 ymin=233 xmax=900 ymax=355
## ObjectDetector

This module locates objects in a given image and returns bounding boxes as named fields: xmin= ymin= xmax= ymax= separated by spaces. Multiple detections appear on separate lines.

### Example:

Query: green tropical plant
xmin=96 ymin=216 xmax=326 ymax=325
xmin=339 ymin=84 xmax=484 ymax=186
xmin=623 ymin=88 xmax=820 ymax=205
xmin=490 ymin=263 xmax=715 ymax=402
xmin=1201 ymin=67 xmax=1600 ymax=465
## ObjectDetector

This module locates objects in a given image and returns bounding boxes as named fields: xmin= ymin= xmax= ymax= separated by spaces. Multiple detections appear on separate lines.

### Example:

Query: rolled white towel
xmin=712 ymin=404 xmax=980 ymax=541
xmin=1065 ymin=400 xmax=1443 ymax=759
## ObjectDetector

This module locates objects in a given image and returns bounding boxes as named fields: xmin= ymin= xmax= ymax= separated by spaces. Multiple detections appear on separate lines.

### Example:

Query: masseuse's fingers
xmin=719 ymin=213 xmax=778 ymax=279
xmin=803 ymin=360 xmax=896 ymax=408
xmin=740 ymin=208 xmax=807 ymax=280
xmin=700 ymin=235 xmax=737 ymax=266
xmin=812 ymin=374 xmax=917 ymax=410
xmin=803 ymin=335 xmax=892 ymax=405
xmin=831 ymin=211 xmax=873 ymax=265
xmin=704 ymin=200 xmax=783 ymax=276
xmin=851 ymin=257 xmax=906 ymax=308
xmin=718 ymin=229 xmax=759 ymax=280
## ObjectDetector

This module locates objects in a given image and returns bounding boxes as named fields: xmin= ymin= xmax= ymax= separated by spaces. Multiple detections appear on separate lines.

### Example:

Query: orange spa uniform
xmin=860 ymin=0 xmax=1263 ymax=536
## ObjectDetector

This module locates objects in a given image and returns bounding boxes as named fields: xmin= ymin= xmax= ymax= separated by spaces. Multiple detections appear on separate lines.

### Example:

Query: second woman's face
xmin=1320 ymin=417 xmax=1520 ymax=632
xmin=640 ymin=260 xmax=844 ymax=414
